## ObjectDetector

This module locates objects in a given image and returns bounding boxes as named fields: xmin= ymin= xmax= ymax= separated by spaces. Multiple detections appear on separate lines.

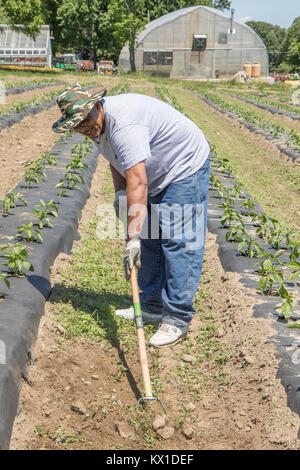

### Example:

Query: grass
xmin=170 ymin=88 xmax=300 ymax=234
xmin=47 ymin=135 xmax=233 ymax=446
xmin=214 ymin=91 xmax=300 ymax=134
xmin=52 ymin=166 xmax=156 ymax=354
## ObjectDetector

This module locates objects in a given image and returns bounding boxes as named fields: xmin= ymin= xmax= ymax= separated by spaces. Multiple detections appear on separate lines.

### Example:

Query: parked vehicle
xmin=97 ymin=60 xmax=117 ymax=75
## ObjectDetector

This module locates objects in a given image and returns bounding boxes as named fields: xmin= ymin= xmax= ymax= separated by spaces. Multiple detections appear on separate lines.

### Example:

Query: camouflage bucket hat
xmin=52 ymin=82 xmax=107 ymax=133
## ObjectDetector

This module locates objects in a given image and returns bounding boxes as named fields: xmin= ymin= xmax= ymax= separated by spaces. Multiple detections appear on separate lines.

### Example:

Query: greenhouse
xmin=119 ymin=6 xmax=269 ymax=79
xmin=0 ymin=25 xmax=52 ymax=68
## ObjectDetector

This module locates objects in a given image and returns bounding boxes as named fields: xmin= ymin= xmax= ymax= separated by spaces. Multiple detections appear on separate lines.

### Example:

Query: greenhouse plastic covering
xmin=119 ymin=6 xmax=268 ymax=79
xmin=0 ymin=25 xmax=51 ymax=67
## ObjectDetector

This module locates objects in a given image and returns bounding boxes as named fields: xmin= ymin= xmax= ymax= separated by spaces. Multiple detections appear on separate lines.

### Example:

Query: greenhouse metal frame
xmin=0 ymin=25 xmax=52 ymax=68
xmin=119 ymin=6 xmax=269 ymax=79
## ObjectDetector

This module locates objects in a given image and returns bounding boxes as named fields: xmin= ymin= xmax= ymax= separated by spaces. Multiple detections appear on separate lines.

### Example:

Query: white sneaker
xmin=115 ymin=306 xmax=162 ymax=323
xmin=149 ymin=324 xmax=187 ymax=348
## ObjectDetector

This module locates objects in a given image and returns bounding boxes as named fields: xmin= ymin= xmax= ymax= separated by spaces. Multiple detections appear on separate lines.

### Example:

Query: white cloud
xmin=240 ymin=16 xmax=252 ymax=23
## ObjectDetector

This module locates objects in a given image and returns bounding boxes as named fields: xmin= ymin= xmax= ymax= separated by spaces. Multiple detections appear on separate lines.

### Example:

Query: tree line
xmin=247 ymin=18 xmax=300 ymax=73
xmin=0 ymin=1 xmax=298 ymax=73
xmin=0 ymin=0 xmax=231 ymax=70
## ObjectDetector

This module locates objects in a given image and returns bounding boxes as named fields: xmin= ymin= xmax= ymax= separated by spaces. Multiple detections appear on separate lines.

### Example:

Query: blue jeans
xmin=138 ymin=155 xmax=210 ymax=330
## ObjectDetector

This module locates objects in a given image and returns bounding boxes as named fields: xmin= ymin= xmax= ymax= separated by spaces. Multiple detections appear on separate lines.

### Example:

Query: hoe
xmin=130 ymin=266 xmax=166 ymax=413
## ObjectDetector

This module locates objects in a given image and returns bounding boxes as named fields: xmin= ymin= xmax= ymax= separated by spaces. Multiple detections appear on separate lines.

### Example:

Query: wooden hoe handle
xmin=130 ymin=266 xmax=153 ymax=398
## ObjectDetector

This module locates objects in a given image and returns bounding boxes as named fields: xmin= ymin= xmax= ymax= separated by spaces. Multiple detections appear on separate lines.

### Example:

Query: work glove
xmin=113 ymin=190 xmax=127 ymax=226
xmin=124 ymin=237 xmax=141 ymax=280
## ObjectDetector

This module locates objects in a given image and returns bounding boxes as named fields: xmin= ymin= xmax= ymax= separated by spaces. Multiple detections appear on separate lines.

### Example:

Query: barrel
xmin=251 ymin=62 xmax=261 ymax=78
xmin=243 ymin=62 xmax=252 ymax=75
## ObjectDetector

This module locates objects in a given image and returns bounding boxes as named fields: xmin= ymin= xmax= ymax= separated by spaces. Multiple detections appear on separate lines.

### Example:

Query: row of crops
xmin=0 ymin=88 xmax=64 ymax=117
xmin=0 ymin=135 xmax=92 ymax=294
xmin=1 ymin=79 xmax=299 ymax=321
xmin=0 ymin=81 xmax=105 ymax=118
xmin=186 ymin=89 xmax=300 ymax=156
xmin=5 ymin=78 xmax=60 ymax=89
xmin=0 ymin=82 xmax=127 ymax=299
xmin=220 ymin=90 xmax=300 ymax=119
xmin=155 ymin=85 xmax=300 ymax=324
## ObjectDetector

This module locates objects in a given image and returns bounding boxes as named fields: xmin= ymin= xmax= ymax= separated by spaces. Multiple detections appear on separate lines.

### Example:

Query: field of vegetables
xmin=0 ymin=72 xmax=300 ymax=450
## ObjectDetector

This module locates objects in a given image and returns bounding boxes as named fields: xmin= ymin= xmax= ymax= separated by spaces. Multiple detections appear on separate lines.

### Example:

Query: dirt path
xmin=0 ymin=84 xmax=111 ymax=199
xmin=10 ymin=154 xmax=300 ymax=450
xmin=0 ymin=106 xmax=61 ymax=198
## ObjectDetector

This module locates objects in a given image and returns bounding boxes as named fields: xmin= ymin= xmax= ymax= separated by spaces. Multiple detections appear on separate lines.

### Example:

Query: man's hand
xmin=114 ymin=189 xmax=127 ymax=222
xmin=124 ymin=238 xmax=141 ymax=280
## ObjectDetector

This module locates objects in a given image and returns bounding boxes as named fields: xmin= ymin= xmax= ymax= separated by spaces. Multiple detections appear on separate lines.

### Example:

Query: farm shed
xmin=0 ymin=25 xmax=52 ymax=68
xmin=119 ymin=6 xmax=269 ymax=79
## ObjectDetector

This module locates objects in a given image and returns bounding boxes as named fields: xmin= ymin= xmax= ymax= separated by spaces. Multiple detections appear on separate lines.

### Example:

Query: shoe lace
xmin=159 ymin=324 xmax=179 ymax=335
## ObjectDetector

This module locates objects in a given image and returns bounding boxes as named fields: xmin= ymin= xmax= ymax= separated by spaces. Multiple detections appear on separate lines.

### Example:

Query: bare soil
xmin=0 ymin=84 xmax=108 ymax=199
xmin=10 ymin=156 xmax=300 ymax=450
xmin=0 ymin=107 xmax=61 ymax=198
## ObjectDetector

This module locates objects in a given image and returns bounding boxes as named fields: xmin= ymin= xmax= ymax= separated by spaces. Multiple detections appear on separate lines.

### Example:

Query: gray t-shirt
xmin=97 ymin=93 xmax=210 ymax=196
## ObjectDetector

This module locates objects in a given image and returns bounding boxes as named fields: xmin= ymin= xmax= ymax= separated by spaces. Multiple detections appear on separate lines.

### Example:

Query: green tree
xmin=42 ymin=0 xmax=62 ymax=55
xmin=0 ymin=0 xmax=45 ymax=36
xmin=56 ymin=0 xmax=118 ymax=67
xmin=145 ymin=0 xmax=231 ymax=22
xmin=108 ymin=0 xmax=146 ymax=72
xmin=287 ymin=40 xmax=300 ymax=69
xmin=213 ymin=0 xmax=231 ymax=10
xmin=246 ymin=20 xmax=286 ymax=70
xmin=281 ymin=17 xmax=300 ymax=70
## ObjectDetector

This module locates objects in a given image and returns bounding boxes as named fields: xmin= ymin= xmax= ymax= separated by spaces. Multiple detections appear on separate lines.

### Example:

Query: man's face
xmin=74 ymin=102 xmax=104 ymax=142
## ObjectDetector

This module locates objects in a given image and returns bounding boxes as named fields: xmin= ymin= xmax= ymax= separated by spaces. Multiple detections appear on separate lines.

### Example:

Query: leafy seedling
xmin=240 ymin=198 xmax=256 ymax=216
xmin=33 ymin=199 xmax=58 ymax=229
xmin=275 ymin=285 xmax=294 ymax=319
xmin=0 ymin=243 xmax=34 ymax=275
xmin=232 ymin=181 xmax=245 ymax=199
xmin=255 ymin=250 xmax=285 ymax=296
xmin=24 ymin=169 xmax=44 ymax=188
xmin=238 ymin=232 xmax=262 ymax=258
xmin=0 ymin=273 xmax=10 ymax=297
xmin=226 ymin=220 xmax=246 ymax=242
xmin=39 ymin=152 xmax=57 ymax=166
xmin=15 ymin=222 xmax=43 ymax=243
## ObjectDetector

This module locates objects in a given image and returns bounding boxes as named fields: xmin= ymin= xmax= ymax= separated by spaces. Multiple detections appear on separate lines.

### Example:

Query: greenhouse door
xmin=143 ymin=51 xmax=173 ymax=76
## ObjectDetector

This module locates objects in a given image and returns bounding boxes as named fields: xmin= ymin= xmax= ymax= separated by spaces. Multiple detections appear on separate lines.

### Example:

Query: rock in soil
xmin=182 ymin=354 xmax=196 ymax=363
xmin=216 ymin=327 xmax=225 ymax=338
xmin=71 ymin=401 xmax=87 ymax=415
xmin=56 ymin=325 xmax=65 ymax=335
xmin=244 ymin=356 xmax=255 ymax=365
xmin=185 ymin=402 xmax=196 ymax=411
xmin=152 ymin=415 xmax=166 ymax=431
xmin=181 ymin=423 xmax=194 ymax=439
xmin=157 ymin=426 xmax=175 ymax=439
xmin=114 ymin=422 xmax=134 ymax=439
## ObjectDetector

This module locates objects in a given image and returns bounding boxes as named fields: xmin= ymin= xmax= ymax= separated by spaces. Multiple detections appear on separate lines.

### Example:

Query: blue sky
xmin=230 ymin=0 xmax=299 ymax=29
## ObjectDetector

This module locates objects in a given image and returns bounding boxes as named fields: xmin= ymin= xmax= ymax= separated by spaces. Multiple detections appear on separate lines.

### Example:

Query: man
xmin=52 ymin=83 xmax=210 ymax=348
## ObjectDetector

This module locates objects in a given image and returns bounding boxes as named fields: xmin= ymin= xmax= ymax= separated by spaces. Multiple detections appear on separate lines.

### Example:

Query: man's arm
xmin=123 ymin=161 xmax=147 ymax=280
xmin=110 ymin=163 xmax=126 ymax=192
xmin=125 ymin=161 xmax=148 ymax=235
